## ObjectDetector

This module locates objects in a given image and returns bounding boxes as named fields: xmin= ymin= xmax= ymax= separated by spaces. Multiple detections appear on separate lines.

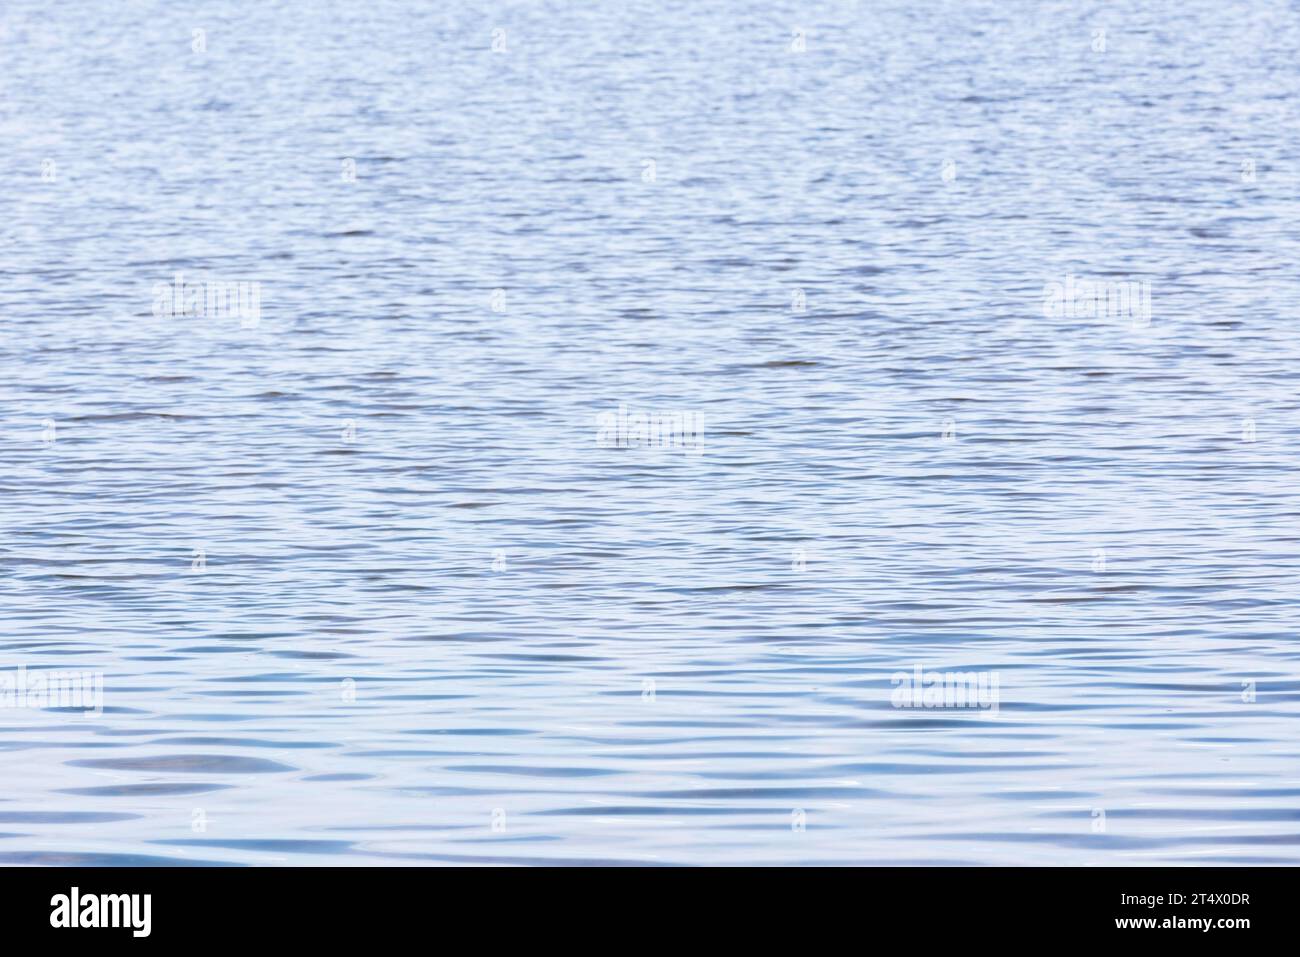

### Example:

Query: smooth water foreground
xmin=3 ymin=1 xmax=1300 ymax=865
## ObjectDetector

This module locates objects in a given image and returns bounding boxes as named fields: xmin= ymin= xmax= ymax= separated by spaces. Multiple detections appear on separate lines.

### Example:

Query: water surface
xmin=2 ymin=0 xmax=1300 ymax=865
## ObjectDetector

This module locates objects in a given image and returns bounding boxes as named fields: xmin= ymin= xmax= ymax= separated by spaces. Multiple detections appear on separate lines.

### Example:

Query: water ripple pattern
xmin=2 ymin=0 xmax=1299 ymax=865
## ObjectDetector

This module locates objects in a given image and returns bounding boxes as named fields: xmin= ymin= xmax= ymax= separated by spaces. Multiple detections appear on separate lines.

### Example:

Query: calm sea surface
xmin=3 ymin=0 xmax=1300 ymax=865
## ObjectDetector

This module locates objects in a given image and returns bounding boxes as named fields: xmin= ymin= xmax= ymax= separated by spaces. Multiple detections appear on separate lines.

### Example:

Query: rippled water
xmin=3 ymin=0 xmax=1300 ymax=865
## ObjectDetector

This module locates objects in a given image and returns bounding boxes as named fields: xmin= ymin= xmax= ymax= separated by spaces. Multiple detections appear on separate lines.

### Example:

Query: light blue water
xmin=3 ymin=0 xmax=1300 ymax=865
